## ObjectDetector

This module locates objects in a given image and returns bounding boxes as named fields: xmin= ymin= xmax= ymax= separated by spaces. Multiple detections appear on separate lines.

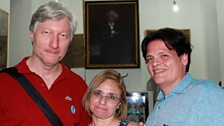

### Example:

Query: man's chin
xmin=153 ymin=76 xmax=165 ymax=85
xmin=44 ymin=60 xmax=60 ymax=67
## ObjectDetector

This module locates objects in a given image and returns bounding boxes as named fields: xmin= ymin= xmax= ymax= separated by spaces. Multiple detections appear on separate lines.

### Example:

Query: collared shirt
xmin=0 ymin=57 xmax=91 ymax=126
xmin=145 ymin=73 xmax=224 ymax=126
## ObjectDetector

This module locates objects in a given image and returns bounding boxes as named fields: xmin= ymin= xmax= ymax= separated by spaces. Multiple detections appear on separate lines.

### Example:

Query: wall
xmin=4 ymin=0 xmax=223 ymax=92
xmin=0 ymin=0 xmax=9 ymax=12
xmin=201 ymin=0 xmax=221 ymax=83
xmin=216 ymin=0 xmax=224 ymax=84
xmin=9 ymin=0 xmax=32 ymax=67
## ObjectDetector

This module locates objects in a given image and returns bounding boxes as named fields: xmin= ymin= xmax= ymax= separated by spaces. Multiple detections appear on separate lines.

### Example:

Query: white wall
xmin=3 ymin=0 xmax=223 ymax=92
xmin=0 ymin=0 xmax=9 ymax=12
xmin=201 ymin=0 xmax=221 ymax=84
xmin=9 ymin=0 xmax=32 ymax=67
xmin=216 ymin=0 xmax=224 ymax=84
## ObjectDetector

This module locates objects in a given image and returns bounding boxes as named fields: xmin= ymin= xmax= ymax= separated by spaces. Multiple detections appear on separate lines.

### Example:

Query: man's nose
xmin=49 ymin=35 xmax=59 ymax=49
xmin=152 ymin=57 xmax=162 ymax=66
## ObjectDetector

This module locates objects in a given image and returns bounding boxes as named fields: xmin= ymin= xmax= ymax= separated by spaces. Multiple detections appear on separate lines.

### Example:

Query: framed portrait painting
xmin=84 ymin=1 xmax=140 ymax=68
xmin=61 ymin=34 xmax=85 ymax=68
xmin=0 ymin=9 xmax=8 ymax=70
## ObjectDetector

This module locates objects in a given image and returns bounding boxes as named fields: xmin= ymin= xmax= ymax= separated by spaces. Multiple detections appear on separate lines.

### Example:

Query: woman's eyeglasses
xmin=91 ymin=90 xmax=120 ymax=103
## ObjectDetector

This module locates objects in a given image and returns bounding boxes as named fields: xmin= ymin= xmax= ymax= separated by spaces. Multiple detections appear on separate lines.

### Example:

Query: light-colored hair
xmin=82 ymin=69 xmax=128 ymax=120
xmin=29 ymin=1 xmax=77 ymax=40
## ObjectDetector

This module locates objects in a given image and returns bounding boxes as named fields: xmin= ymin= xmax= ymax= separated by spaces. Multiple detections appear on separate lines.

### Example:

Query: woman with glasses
xmin=82 ymin=70 xmax=142 ymax=126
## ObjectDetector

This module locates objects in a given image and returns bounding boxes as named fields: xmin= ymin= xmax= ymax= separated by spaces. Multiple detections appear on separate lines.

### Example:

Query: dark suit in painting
xmin=91 ymin=10 xmax=135 ymax=65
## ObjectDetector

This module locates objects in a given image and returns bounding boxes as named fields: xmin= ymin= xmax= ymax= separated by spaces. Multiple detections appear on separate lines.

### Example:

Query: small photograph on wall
xmin=0 ymin=9 xmax=8 ymax=70
xmin=84 ymin=1 xmax=140 ymax=68
xmin=126 ymin=92 xmax=152 ymax=123
xmin=61 ymin=34 xmax=84 ymax=68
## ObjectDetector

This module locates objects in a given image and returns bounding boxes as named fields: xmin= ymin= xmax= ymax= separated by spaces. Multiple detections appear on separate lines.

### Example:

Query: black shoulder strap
xmin=2 ymin=67 xmax=63 ymax=126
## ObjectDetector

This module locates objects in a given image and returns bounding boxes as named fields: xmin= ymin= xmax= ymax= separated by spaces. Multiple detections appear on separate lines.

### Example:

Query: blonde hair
xmin=82 ymin=69 xmax=128 ymax=120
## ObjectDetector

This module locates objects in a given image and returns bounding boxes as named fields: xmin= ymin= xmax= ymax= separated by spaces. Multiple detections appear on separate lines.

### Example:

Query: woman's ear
xmin=117 ymin=102 xmax=121 ymax=109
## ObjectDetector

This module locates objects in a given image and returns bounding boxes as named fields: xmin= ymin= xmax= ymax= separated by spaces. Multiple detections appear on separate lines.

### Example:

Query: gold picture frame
xmin=84 ymin=1 xmax=140 ymax=68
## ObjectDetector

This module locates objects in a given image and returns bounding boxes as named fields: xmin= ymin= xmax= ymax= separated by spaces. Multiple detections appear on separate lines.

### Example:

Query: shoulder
xmin=189 ymin=76 xmax=223 ymax=93
xmin=62 ymin=64 xmax=85 ymax=82
xmin=188 ymin=79 xmax=224 ymax=100
xmin=189 ymin=78 xmax=224 ymax=105
xmin=61 ymin=65 xmax=88 ymax=92
xmin=0 ymin=68 xmax=18 ymax=83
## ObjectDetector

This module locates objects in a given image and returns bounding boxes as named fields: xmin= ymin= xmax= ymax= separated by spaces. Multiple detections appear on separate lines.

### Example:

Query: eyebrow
xmin=94 ymin=90 xmax=119 ymax=96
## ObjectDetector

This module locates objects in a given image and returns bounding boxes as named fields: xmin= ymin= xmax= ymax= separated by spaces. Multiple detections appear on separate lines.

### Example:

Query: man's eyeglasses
xmin=91 ymin=90 xmax=120 ymax=103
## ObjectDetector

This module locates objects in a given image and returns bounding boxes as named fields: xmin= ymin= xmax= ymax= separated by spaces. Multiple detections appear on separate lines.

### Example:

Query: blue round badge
xmin=71 ymin=105 xmax=76 ymax=114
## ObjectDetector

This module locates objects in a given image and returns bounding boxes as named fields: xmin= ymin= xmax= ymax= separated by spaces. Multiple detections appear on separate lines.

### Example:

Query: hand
xmin=129 ymin=121 xmax=144 ymax=126
xmin=138 ymin=122 xmax=144 ymax=126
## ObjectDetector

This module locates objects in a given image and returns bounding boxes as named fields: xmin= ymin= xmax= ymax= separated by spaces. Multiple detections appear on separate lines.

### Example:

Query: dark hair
xmin=141 ymin=27 xmax=192 ymax=72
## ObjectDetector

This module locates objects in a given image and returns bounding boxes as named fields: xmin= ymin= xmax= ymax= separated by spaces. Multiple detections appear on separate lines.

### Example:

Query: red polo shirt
xmin=0 ymin=57 xmax=91 ymax=126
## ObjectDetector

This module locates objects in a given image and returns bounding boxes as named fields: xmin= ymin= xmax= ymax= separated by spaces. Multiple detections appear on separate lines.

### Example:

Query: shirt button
xmin=158 ymin=106 xmax=161 ymax=109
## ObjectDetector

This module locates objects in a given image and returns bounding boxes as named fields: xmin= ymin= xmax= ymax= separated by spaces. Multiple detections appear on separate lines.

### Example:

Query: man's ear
xmin=29 ymin=31 xmax=34 ymax=42
xmin=181 ymin=53 xmax=188 ymax=66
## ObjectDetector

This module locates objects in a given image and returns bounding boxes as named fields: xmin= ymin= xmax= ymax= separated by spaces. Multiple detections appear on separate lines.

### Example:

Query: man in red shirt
xmin=0 ymin=1 xmax=90 ymax=126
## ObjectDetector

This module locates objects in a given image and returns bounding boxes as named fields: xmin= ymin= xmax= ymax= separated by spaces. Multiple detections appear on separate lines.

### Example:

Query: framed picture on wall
xmin=84 ymin=1 xmax=140 ymax=68
xmin=0 ymin=9 xmax=8 ymax=70
xmin=61 ymin=34 xmax=85 ymax=68
xmin=126 ymin=91 xmax=153 ymax=123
